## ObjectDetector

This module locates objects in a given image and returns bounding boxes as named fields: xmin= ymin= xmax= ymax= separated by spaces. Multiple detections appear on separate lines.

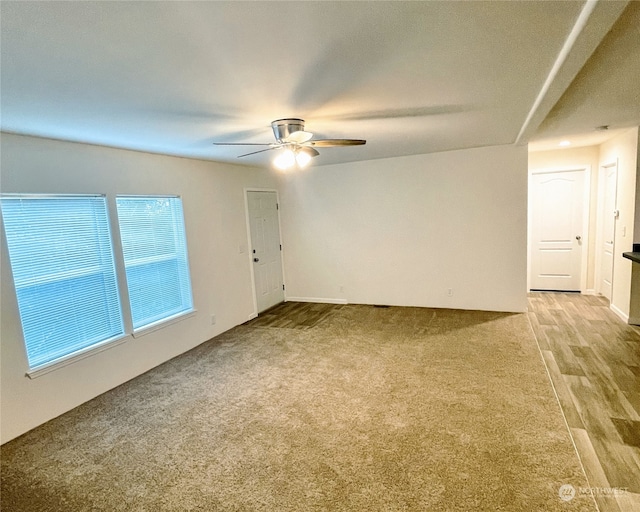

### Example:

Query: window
xmin=0 ymin=195 xmax=124 ymax=369
xmin=116 ymin=196 xmax=193 ymax=330
xmin=1 ymin=193 xmax=195 ymax=373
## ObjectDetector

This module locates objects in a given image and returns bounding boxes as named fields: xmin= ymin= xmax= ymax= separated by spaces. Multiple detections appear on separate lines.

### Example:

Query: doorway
xmin=529 ymin=167 xmax=589 ymax=291
xmin=596 ymin=161 xmax=618 ymax=300
xmin=246 ymin=190 xmax=285 ymax=313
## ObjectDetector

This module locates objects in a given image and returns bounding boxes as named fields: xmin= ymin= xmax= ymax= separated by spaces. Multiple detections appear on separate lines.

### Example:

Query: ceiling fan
xmin=212 ymin=118 xmax=366 ymax=169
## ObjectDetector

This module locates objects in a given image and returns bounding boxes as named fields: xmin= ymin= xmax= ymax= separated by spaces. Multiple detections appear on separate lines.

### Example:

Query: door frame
xmin=244 ymin=188 xmax=286 ymax=319
xmin=594 ymin=160 xmax=618 ymax=298
xmin=527 ymin=165 xmax=591 ymax=292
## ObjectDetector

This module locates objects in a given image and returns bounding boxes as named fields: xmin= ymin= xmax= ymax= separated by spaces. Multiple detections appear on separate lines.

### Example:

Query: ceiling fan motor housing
xmin=272 ymin=118 xmax=305 ymax=142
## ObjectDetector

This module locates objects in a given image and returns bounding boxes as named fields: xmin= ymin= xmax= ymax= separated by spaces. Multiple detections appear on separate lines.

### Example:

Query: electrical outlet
xmin=447 ymin=288 xmax=453 ymax=297
xmin=211 ymin=315 xmax=216 ymax=325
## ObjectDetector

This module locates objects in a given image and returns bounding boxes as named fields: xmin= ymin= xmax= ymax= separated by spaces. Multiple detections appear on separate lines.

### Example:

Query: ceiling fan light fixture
xmin=287 ymin=130 xmax=314 ymax=144
xmin=295 ymin=150 xmax=312 ymax=168
xmin=272 ymin=118 xmax=306 ymax=142
xmin=273 ymin=148 xmax=295 ymax=170
xmin=216 ymin=118 xmax=365 ymax=168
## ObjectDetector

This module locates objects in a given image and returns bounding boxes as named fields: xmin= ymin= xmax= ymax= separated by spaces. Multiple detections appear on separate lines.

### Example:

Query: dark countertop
xmin=623 ymin=244 xmax=640 ymax=264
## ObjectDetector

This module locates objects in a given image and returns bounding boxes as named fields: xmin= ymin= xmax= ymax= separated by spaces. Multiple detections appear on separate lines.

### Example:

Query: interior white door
xmin=247 ymin=191 xmax=285 ymax=313
xmin=530 ymin=169 xmax=585 ymax=291
xmin=599 ymin=163 xmax=618 ymax=300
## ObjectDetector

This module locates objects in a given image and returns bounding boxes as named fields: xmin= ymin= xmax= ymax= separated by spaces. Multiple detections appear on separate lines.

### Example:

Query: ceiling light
xmin=273 ymin=149 xmax=295 ymax=170
xmin=295 ymin=150 xmax=312 ymax=168
xmin=558 ymin=140 xmax=571 ymax=147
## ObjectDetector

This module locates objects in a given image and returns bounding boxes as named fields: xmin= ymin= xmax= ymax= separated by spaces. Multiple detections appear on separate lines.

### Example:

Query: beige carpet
xmin=1 ymin=303 xmax=594 ymax=511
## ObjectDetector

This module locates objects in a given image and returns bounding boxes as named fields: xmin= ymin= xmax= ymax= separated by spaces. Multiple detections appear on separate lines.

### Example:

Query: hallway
xmin=528 ymin=292 xmax=640 ymax=512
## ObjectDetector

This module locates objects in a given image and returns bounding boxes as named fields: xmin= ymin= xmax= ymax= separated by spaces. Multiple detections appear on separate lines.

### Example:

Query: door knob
xmin=253 ymin=257 xmax=259 ymax=262
xmin=575 ymin=235 xmax=582 ymax=241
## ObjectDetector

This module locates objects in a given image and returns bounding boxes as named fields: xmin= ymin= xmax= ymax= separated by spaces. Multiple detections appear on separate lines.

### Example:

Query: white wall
xmin=1 ymin=133 xmax=278 ymax=443
xmin=599 ymin=127 xmax=639 ymax=320
xmin=631 ymin=130 xmax=640 ymax=326
xmin=277 ymin=144 xmax=528 ymax=313
xmin=635 ymin=128 xmax=640 ymax=243
xmin=528 ymin=146 xmax=599 ymax=290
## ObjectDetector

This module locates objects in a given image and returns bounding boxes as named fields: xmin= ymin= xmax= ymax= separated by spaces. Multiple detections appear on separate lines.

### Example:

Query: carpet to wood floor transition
xmin=1 ymin=303 xmax=595 ymax=511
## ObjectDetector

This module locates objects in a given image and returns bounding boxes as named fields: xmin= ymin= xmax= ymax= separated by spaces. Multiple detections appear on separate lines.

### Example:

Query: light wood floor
xmin=247 ymin=301 xmax=342 ymax=329
xmin=528 ymin=292 xmax=640 ymax=512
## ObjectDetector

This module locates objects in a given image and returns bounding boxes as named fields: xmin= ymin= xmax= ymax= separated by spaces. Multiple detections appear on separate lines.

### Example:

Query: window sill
xmin=131 ymin=309 xmax=197 ymax=338
xmin=26 ymin=334 xmax=130 ymax=379
xmin=25 ymin=310 xmax=197 ymax=379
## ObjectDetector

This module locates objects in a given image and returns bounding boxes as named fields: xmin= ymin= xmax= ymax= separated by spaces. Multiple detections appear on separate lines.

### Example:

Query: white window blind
xmin=116 ymin=196 xmax=193 ymax=330
xmin=0 ymin=195 xmax=124 ymax=369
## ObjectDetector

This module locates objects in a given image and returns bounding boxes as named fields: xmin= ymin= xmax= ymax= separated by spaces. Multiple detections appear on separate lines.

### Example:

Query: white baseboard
xmin=286 ymin=296 xmax=348 ymax=305
xmin=582 ymin=289 xmax=597 ymax=296
xmin=610 ymin=303 xmax=629 ymax=323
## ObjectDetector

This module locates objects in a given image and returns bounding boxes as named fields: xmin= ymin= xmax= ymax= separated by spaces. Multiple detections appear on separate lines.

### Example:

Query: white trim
xmin=0 ymin=193 xmax=106 ymax=199
xmin=26 ymin=333 xmax=130 ymax=379
xmin=244 ymin=188 xmax=285 ymax=317
xmin=610 ymin=302 xmax=629 ymax=323
xmin=582 ymin=289 xmax=597 ymax=296
xmin=131 ymin=309 xmax=197 ymax=338
xmin=530 ymin=166 xmax=590 ymax=176
xmin=243 ymin=189 xmax=259 ymax=318
xmin=594 ymin=160 xmax=618 ymax=298
xmin=579 ymin=166 xmax=592 ymax=294
xmin=106 ymin=194 xmax=134 ymax=333
xmin=286 ymin=297 xmax=348 ymax=305
xmin=25 ymin=308 xmax=198 ymax=378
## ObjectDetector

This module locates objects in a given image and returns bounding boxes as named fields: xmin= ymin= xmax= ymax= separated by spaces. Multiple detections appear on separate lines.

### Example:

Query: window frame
xmin=0 ymin=193 xmax=127 ymax=377
xmin=115 ymin=195 xmax=195 ymax=335
xmin=1 ymin=192 xmax=198 ymax=378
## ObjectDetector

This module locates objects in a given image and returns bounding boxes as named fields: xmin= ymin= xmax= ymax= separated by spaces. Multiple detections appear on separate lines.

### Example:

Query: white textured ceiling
xmin=529 ymin=0 xmax=640 ymax=152
xmin=1 ymin=1 xmax=637 ymax=166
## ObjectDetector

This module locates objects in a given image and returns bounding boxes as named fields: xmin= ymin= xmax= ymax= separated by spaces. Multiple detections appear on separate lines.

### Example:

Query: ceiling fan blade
xmin=237 ymin=147 xmax=279 ymax=158
xmin=212 ymin=142 xmax=273 ymax=146
xmin=306 ymin=139 xmax=366 ymax=147
xmin=299 ymin=146 xmax=320 ymax=157
xmin=284 ymin=130 xmax=314 ymax=144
